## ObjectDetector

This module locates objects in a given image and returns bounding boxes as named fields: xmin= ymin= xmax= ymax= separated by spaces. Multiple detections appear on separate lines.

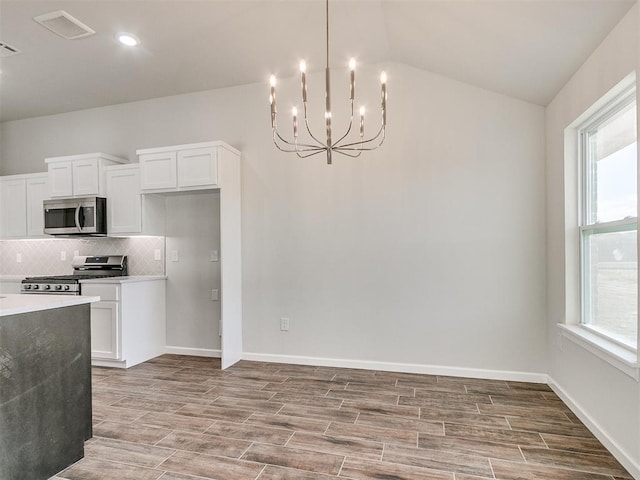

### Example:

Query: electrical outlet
xmin=154 ymin=249 xmax=162 ymax=261
xmin=280 ymin=317 xmax=290 ymax=331
xmin=16 ymin=253 xmax=22 ymax=263
xmin=210 ymin=250 xmax=219 ymax=262
xmin=211 ymin=289 xmax=219 ymax=301
xmin=60 ymin=251 xmax=66 ymax=261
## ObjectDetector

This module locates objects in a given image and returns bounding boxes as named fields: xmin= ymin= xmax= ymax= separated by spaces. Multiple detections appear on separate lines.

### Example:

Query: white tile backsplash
xmin=0 ymin=237 xmax=165 ymax=276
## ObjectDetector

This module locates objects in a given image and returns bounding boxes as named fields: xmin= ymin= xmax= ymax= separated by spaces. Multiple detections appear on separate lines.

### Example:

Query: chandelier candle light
xmin=269 ymin=0 xmax=387 ymax=164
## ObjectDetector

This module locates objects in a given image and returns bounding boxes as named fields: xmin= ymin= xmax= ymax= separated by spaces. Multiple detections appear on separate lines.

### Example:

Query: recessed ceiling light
xmin=117 ymin=33 xmax=139 ymax=47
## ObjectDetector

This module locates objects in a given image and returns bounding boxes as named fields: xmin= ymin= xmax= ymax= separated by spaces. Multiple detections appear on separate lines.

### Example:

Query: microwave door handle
xmin=74 ymin=205 xmax=83 ymax=232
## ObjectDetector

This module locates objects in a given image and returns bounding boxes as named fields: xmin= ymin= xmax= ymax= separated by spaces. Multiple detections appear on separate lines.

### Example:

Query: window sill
xmin=557 ymin=324 xmax=639 ymax=381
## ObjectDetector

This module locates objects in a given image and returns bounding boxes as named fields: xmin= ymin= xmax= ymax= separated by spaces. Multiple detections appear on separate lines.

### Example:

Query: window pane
xmin=584 ymin=229 xmax=638 ymax=348
xmin=586 ymin=103 xmax=637 ymax=224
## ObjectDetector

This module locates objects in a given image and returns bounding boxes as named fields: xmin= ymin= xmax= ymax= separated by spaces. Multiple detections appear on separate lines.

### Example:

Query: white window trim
xmin=558 ymin=324 xmax=639 ymax=380
xmin=576 ymin=80 xmax=637 ymax=354
xmin=562 ymin=72 xmax=638 ymax=378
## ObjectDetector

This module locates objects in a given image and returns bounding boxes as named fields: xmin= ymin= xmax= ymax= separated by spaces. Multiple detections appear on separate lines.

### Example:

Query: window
xmin=580 ymin=85 xmax=637 ymax=350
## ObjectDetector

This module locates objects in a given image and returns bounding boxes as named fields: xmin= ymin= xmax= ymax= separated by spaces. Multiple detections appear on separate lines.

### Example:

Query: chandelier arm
xmin=332 ymin=148 xmax=363 ymax=158
xmin=296 ymin=149 xmax=328 ymax=159
xmin=302 ymin=103 xmax=328 ymax=148
xmin=331 ymin=101 xmax=356 ymax=148
xmin=273 ymin=141 xmax=326 ymax=154
xmin=273 ymin=128 xmax=325 ymax=150
xmin=333 ymin=125 xmax=385 ymax=149
xmin=273 ymin=135 xmax=327 ymax=154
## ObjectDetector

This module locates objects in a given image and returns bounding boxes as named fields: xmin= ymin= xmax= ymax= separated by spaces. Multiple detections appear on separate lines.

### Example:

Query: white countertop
xmin=0 ymin=275 xmax=26 ymax=281
xmin=0 ymin=294 xmax=100 ymax=317
xmin=80 ymin=275 xmax=167 ymax=284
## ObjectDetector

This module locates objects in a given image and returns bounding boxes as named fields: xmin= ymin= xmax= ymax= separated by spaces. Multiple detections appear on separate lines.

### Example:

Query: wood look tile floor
xmin=50 ymin=355 xmax=633 ymax=480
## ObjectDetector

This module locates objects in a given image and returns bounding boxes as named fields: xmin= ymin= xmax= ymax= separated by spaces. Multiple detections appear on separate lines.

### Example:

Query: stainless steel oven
xmin=43 ymin=197 xmax=107 ymax=236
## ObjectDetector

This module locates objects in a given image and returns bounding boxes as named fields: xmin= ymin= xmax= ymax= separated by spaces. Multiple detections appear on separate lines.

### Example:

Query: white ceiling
xmin=0 ymin=0 xmax=636 ymax=122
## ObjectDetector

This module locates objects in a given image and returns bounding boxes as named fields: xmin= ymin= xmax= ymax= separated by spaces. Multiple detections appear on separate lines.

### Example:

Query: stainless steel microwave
xmin=43 ymin=197 xmax=107 ymax=236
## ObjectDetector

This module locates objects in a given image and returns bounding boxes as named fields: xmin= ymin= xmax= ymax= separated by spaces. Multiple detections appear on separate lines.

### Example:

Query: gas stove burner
xmin=21 ymin=255 xmax=128 ymax=295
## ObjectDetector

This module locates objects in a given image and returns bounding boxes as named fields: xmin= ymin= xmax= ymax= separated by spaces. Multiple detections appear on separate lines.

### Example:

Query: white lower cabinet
xmin=83 ymin=278 xmax=166 ymax=368
xmin=90 ymin=301 xmax=119 ymax=359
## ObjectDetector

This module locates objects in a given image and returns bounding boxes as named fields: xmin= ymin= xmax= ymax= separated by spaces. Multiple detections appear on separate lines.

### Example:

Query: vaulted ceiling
xmin=0 ymin=0 xmax=636 ymax=122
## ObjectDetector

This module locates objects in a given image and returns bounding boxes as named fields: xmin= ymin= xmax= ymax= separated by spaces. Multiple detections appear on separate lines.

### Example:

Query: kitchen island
xmin=0 ymin=294 xmax=98 ymax=480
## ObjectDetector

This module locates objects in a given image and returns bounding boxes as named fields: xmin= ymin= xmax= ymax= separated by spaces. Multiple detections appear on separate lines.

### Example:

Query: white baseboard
xmin=165 ymin=346 xmax=221 ymax=358
xmin=91 ymin=358 xmax=127 ymax=369
xmin=241 ymin=352 xmax=548 ymax=383
xmin=548 ymin=376 xmax=640 ymax=479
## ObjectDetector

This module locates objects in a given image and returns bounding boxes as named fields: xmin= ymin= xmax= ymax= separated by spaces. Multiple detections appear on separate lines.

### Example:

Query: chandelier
xmin=269 ymin=0 xmax=387 ymax=165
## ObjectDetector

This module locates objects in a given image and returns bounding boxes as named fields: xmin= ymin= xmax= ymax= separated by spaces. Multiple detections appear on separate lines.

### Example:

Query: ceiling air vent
xmin=33 ymin=10 xmax=95 ymax=40
xmin=0 ymin=42 xmax=21 ymax=58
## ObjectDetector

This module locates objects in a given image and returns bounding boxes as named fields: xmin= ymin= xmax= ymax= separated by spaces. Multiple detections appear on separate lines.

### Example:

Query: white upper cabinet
xmin=139 ymin=152 xmax=177 ymax=191
xmin=48 ymin=162 xmax=73 ymax=197
xmin=0 ymin=178 xmax=27 ymax=238
xmin=105 ymin=164 xmax=164 ymax=236
xmin=177 ymin=147 xmax=217 ymax=187
xmin=137 ymin=141 xmax=237 ymax=193
xmin=26 ymin=174 xmax=49 ymax=237
xmin=0 ymin=173 xmax=49 ymax=239
xmin=45 ymin=153 xmax=128 ymax=198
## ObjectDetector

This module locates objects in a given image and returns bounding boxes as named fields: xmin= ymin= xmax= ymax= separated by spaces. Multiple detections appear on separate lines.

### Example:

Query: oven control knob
xmin=64 ymin=285 xmax=70 ymax=291
xmin=44 ymin=285 xmax=51 ymax=290
xmin=55 ymin=285 xmax=62 ymax=290
xmin=24 ymin=284 xmax=31 ymax=290
xmin=33 ymin=285 xmax=39 ymax=290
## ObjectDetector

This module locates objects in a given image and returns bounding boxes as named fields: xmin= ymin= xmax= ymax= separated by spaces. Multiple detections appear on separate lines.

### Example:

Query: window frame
xmin=578 ymin=84 xmax=638 ymax=353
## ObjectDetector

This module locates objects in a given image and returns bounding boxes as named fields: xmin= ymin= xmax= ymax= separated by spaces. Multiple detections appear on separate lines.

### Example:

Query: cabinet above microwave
xmin=136 ymin=141 xmax=240 ymax=194
xmin=45 ymin=152 xmax=128 ymax=198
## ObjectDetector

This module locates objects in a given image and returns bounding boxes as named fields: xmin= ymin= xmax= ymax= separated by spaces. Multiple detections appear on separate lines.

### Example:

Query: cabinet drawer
xmin=82 ymin=283 xmax=120 ymax=301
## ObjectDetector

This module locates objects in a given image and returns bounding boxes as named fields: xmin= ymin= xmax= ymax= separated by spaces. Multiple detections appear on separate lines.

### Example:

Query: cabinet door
xmin=0 ymin=180 xmax=27 ymax=238
xmin=91 ymin=301 xmax=120 ymax=359
xmin=26 ymin=176 xmax=49 ymax=237
xmin=72 ymin=159 xmax=100 ymax=196
xmin=177 ymin=147 xmax=218 ymax=188
xmin=106 ymin=168 xmax=141 ymax=234
xmin=140 ymin=152 xmax=177 ymax=191
xmin=48 ymin=162 xmax=73 ymax=197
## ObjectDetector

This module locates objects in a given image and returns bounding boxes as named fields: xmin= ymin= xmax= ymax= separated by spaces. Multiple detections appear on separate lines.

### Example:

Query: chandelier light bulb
xmin=349 ymin=58 xmax=356 ymax=71
xmin=269 ymin=75 xmax=277 ymax=87
xmin=380 ymin=71 xmax=387 ymax=84
xmin=359 ymin=106 xmax=365 ymax=117
xmin=292 ymin=107 xmax=297 ymax=116
xmin=299 ymin=60 xmax=307 ymax=73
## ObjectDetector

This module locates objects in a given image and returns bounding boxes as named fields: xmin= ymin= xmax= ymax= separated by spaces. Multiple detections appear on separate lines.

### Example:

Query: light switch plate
xmin=280 ymin=317 xmax=290 ymax=331
xmin=211 ymin=289 xmax=219 ymax=301
xmin=171 ymin=250 xmax=179 ymax=262
xmin=210 ymin=250 xmax=219 ymax=262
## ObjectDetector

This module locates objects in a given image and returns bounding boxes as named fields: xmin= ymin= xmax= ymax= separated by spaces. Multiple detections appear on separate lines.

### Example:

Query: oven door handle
xmin=74 ymin=205 xmax=83 ymax=232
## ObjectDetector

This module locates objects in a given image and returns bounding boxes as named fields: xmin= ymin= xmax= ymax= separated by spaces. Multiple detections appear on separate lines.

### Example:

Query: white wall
xmin=164 ymin=192 xmax=221 ymax=355
xmin=0 ymin=61 xmax=547 ymax=378
xmin=545 ymin=4 xmax=639 ymax=476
